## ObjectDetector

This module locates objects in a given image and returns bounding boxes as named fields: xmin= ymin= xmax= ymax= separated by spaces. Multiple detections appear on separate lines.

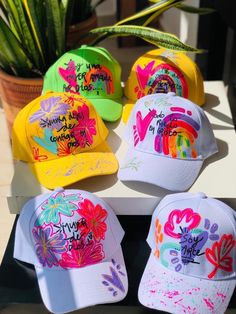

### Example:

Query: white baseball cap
xmin=14 ymin=188 xmax=128 ymax=313
xmin=118 ymin=92 xmax=218 ymax=191
xmin=138 ymin=192 xmax=236 ymax=314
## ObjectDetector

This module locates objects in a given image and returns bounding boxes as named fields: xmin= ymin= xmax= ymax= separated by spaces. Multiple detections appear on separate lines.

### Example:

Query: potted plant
xmin=0 ymin=0 xmax=212 ymax=134
xmin=0 ymin=0 xmax=105 ymax=133
xmin=67 ymin=0 xmax=106 ymax=49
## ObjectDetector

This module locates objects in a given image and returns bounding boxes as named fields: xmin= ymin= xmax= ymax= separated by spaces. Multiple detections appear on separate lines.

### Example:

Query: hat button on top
xmin=195 ymin=192 xmax=207 ymax=199
xmin=167 ymin=92 xmax=176 ymax=97
xmin=54 ymin=187 xmax=64 ymax=193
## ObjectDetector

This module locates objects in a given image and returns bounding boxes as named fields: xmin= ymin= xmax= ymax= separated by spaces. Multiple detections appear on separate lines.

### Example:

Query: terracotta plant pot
xmin=67 ymin=12 xmax=98 ymax=49
xmin=0 ymin=69 xmax=43 ymax=136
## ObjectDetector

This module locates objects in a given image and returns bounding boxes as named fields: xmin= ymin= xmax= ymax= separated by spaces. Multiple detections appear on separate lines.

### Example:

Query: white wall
xmin=93 ymin=0 xmax=117 ymax=16
xmin=160 ymin=0 xmax=200 ymax=60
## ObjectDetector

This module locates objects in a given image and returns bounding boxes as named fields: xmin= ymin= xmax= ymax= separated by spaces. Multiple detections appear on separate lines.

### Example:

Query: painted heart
xmin=136 ymin=60 xmax=157 ymax=90
xmin=164 ymin=208 xmax=201 ymax=239
xmin=134 ymin=109 xmax=156 ymax=146
xmin=59 ymin=60 xmax=77 ymax=88
xmin=180 ymin=227 xmax=208 ymax=265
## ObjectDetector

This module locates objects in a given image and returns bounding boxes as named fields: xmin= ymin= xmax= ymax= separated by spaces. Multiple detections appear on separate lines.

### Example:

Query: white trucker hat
xmin=138 ymin=192 xmax=236 ymax=314
xmin=14 ymin=188 xmax=128 ymax=313
xmin=118 ymin=92 xmax=218 ymax=191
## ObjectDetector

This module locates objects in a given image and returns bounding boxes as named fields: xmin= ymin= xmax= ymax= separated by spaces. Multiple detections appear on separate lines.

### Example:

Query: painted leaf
xmin=206 ymin=234 xmax=236 ymax=279
xmin=102 ymin=266 xmax=125 ymax=293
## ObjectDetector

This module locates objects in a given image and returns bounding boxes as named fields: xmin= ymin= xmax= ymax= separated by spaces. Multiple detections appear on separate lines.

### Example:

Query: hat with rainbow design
xmin=138 ymin=192 xmax=236 ymax=314
xmin=118 ymin=92 xmax=218 ymax=191
xmin=123 ymin=48 xmax=205 ymax=123
xmin=42 ymin=45 xmax=123 ymax=122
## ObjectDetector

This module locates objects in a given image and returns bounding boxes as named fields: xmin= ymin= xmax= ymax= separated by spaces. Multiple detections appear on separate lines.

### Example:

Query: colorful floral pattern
xmin=32 ymin=193 xmax=109 ymax=270
xmin=78 ymin=199 xmax=108 ymax=241
xmin=164 ymin=208 xmax=201 ymax=239
xmin=29 ymin=96 xmax=70 ymax=128
xmin=206 ymin=234 xmax=236 ymax=279
xmin=32 ymin=226 xmax=66 ymax=267
xmin=71 ymin=104 xmax=96 ymax=148
xmin=156 ymin=207 xmax=236 ymax=280
xmin=59 ymin=242 xmax=105 ymax=268
xmin=35 ymin=193 xmax=81 ymax=226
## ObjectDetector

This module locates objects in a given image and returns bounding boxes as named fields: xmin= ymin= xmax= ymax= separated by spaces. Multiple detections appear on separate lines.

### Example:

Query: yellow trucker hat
xmin=12 ymin=92 xmax=118 ymax=189
xmin=123 ymin=48 xmax=205 ymax=123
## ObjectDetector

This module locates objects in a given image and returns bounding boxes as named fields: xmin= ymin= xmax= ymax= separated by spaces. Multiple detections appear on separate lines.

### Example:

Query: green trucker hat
xmin=42 ymin=45 xmax=123 ymax=122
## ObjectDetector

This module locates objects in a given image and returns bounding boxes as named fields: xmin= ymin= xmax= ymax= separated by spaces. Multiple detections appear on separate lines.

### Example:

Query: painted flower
xmin=59 ymin=242 xmax=104 ymax=268
xmin=164 ymin=208 xmax=201 ymax=239
xmin=29 ymin=96 xmax=70 ymax=129
xmin=57 ymin=139 xmax=77 ymax=157
xmin=71 ymin=104 xmax=96 ymax=148
xmin=35 ymin=193 xmax=81 ymax=226
xmin=78 ymin=199 xmax=108 ymax=241
xmin=33 ymin=226 xmax=66 ymax=267
xmin=206 ymin=234 xmax=236 ymax=279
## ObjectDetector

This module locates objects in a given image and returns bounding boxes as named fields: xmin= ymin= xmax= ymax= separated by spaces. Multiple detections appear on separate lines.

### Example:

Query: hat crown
xmin=124 ymin=48 xmax=205 ymax=106
xmin=125 ymin=93 xmax=217 ymax=160
xmin=147 ymin=193 xmax=236 ymax=280
xmin=43 ymin=46 xmax=122 ymax=99
xmin=12 ymin=92 xmax=108 ymax=163
xmin=14 ymin=189 xmax=124 ymax=270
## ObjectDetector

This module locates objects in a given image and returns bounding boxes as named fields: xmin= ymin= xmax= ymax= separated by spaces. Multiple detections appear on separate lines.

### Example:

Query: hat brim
xmin=122 ymin=99 xmax=135 ymax=124
xmin=118 ymin=147 xmax=203 ymax=192
xmin=29 ymin=141 xmax=118 ymax=189
xmin=138 ymin=253 xmax=235 ymax=314
xmin=90 ymin=98 xmax=123 ymax=122
xmin=35 ymin=247 xmax=128 ymax=314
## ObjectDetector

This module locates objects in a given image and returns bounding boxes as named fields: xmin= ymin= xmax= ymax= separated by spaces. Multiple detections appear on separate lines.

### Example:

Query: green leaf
xmin=0 ymin=0 xmax=23 ymax=38
xmin=176 ymin=4 xmax=215 ymax=15
xmin=23 ymin=0 xmax=46 ymax=70
xmin=45 ymin=0 xmax=65 ymax=59
xmin=116 ymin=0 xmax=183 ymax=26
xmin=90 ymin=25 xmax=201 ymax=52
xmin=0 ymin=17 xmax=34 ymax=76
xmin=11 ymin=0 xmax=42 ymax=70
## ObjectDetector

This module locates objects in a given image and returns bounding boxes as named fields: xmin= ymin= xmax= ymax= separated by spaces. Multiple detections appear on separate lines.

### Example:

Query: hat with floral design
xmin=12 ymin=91 xmax=118 ymax=189
xmin=14 ymin=188 xmax=128 ymax=313
xmin=138 ymin=192 xmax=236 ymax=314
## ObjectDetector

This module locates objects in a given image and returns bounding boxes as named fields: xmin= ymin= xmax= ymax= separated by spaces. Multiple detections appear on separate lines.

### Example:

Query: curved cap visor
xmin=90 ymin=98 xmax=123 ymax=122
xmin=138 ymin=253 xmax=236 ymax=314
xmin=118 ymin=147 xmax=203 ymax=192
xmin=122 ymin=100 xmax=135 ymax=124
xmin=29 ymin=142 xmax=118 ymax=189
xmin=36 ymin=247 xmax=128 ymax=314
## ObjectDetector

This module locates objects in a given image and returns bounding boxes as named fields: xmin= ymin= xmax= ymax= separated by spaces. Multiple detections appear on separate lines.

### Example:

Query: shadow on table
xmin=204 ymin=93 xmax=235 ymax=130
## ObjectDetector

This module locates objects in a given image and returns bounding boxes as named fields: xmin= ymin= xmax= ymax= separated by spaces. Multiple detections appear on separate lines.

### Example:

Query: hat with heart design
xmin=123 ymin=48 xmax=205 ymax=123
xmin=138 ymin=192 xmax=236 ymax=314
xmin=42 ymin=45 xmax=123 ymax=122
xmin=118 ymin=92 xmax=218 ymax=191
xmin=12 ymin=92 xmax=118 ymax=189
xmin=14 ymin=188 xmax=128 ymax=313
